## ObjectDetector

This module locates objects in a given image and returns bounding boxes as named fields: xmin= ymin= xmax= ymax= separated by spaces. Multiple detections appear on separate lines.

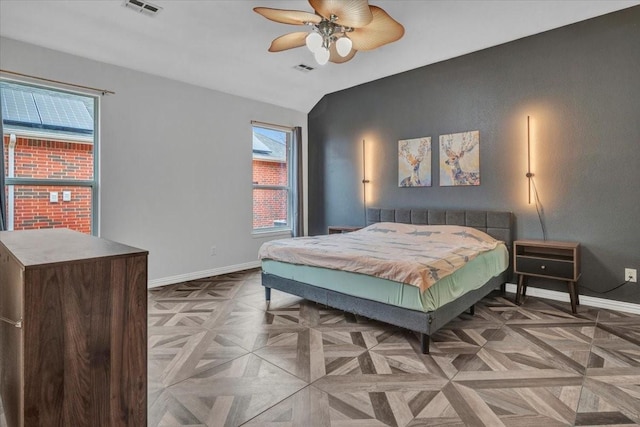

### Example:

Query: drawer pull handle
xmin=0 ymin=316 xmax=22 ymax=329
xmin=540 ymin=265 xmax=546 ymax=270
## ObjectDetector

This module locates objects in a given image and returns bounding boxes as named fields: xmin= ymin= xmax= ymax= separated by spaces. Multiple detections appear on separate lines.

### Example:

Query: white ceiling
xmin=1 ymin=0 xmax=637 ymax=113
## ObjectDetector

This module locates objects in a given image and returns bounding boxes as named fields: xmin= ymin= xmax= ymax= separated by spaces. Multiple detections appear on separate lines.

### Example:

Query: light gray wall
xmin=0 ymin=37 xmax=307 ymax=285
xmin=308 ymin=7 xmax=640 ymax=303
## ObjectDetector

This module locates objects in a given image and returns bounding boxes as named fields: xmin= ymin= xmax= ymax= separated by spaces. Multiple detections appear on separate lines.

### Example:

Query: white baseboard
xmin=148 ymin=261 xmax=261 ymax=289
xmin=505 ymin=283 xmax=640 ymax=315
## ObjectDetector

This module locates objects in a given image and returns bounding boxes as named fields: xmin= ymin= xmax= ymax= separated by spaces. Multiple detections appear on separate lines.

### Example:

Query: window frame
xmin=251 ymin=122 xmax=293 ymax=235
xmin=1 ymin=78 xmax=99 ymax=235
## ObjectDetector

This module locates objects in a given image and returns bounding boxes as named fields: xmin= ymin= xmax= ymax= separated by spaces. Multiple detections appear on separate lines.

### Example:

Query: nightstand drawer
xmin=328 ymin=226 xmax=362 ymax=234
xmin=515 ymin=256 xmax=574 ymax=280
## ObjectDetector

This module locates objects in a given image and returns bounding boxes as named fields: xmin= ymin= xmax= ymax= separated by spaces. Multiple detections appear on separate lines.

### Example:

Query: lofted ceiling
xmin=0 ymin=0 xmax=638 ymax=113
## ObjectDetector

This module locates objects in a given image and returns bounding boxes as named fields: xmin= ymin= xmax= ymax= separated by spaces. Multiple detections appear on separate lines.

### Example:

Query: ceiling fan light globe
xmin=336 ymin=36 xmax=352 ymax=57
xmin=305 ymin=32 xmax=323 ymax=52
xmin=314 ymin=47 xmax=330 ymax=65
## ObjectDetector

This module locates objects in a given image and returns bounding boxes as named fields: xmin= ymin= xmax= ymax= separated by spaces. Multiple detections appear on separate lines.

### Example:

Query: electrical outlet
xmin=625 ymin=268 xmax=637 ymax=283
xmin=210 ymin=246 xmax=217 ymax=256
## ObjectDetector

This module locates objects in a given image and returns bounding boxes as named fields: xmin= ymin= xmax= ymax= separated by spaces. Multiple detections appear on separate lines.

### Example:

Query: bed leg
xmin=264 ymin=287 xmax=271 ymax=302
xmin=420 ymin=334 xmax=430 ymax=354
xmin=468 ymin=304 xmax=475 ymax=316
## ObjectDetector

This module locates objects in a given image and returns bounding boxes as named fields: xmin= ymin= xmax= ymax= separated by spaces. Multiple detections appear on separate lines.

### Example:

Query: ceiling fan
xmin=254 ymin=0 xmax=404 ymax=65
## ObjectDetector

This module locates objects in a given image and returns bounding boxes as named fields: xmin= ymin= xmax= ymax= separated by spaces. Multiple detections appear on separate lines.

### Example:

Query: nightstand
xmin=328 ymin=226 xmax=362 ymax=234
xmin=514 ymin=239 xmax=581 ymax=313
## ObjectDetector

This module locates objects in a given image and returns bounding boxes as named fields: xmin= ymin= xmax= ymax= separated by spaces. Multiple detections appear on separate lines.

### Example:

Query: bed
xmin=259 ymin=208 xmax=513 ymax=354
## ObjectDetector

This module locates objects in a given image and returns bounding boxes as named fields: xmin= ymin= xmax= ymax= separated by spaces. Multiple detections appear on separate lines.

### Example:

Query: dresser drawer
xmin=515 ymin=256 xmax=575 ymax=280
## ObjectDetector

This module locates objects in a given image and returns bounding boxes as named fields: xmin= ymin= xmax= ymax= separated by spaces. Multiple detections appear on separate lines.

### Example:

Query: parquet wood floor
xmin=146 ymin=269 xmax=640 ymax=426
xmin=2 ymin=269 xmax=638 ymax=427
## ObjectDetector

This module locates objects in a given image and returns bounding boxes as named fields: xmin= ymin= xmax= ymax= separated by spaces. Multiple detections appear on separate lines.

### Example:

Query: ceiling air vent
xmin=293 ymin=64 xmax=314 ymax=73
xmin=122 ymin=0 xmax=162 ymax=17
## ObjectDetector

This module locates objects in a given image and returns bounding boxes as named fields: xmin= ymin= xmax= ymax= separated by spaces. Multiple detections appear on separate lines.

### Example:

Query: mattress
xmin=262 ymin=243 xmax=508 ymax=312
xmin=260 ymin=222 xmax=504 ymax=292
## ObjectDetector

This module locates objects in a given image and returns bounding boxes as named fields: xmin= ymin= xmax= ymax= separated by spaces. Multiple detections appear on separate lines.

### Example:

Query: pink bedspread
xmin=258 ymin=222 xmax=502 ymax=292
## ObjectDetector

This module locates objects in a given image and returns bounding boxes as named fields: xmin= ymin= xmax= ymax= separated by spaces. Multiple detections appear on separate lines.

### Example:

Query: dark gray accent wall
xmin=308 ymin=7 xmax=640 ymax=303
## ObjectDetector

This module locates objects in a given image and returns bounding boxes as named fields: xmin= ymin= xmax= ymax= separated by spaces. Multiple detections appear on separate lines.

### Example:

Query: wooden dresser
xmin=0 ymin=229 xmax=148 ymax=427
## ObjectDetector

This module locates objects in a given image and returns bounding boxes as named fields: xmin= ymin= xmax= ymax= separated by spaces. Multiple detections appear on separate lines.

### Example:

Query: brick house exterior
xmin=252 ymin=132 xmax=289 ymax=229
xmin=2 ymin=81 xmax=96 ymax=234
xmin=252 ymin=159 xmax=287 ymax=229
xmin=3 ymin=135 xmax=93 ymax=234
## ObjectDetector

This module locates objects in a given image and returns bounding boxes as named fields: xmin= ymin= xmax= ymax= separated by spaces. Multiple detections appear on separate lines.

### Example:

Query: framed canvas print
xmin=399 ymin=137 xmax=431 ymax=187
xmin=439 ymin=130 xmax=480 ymax=186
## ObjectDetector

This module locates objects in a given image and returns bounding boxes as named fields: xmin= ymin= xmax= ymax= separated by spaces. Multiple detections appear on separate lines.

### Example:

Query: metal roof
xmin=1 ymin=82 xmax=94 ymax=138
xmin=252 ymin=132 xmax=286 ymax=162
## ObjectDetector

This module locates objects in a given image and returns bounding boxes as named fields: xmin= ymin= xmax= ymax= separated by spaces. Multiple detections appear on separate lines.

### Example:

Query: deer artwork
xmin=399 ymin=139 xmax=430 ymax=187
xmin=442 ymin=132 xmax=480 ymax=186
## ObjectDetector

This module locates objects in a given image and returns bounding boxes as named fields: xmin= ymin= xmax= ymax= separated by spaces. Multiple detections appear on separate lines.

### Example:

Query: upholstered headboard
xmin=366 ymin=207 xmax=513 ymax=248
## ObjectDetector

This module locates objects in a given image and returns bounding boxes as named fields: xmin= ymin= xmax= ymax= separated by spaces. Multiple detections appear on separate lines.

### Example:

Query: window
xmin=252 ymin=124 xmax=292 ymax=232
xmin=1 ymin=80 xmax=98 ymax=234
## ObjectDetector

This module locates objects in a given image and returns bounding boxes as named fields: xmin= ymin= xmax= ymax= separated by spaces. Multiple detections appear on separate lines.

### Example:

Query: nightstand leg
xmin=568 ymin=281 xmax=578 ymax=314
xmin=515 ymin=275 xmax=525 ymax=305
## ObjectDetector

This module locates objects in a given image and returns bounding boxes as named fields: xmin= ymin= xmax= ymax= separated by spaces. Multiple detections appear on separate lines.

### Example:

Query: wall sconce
xmin=362 ymin=139 xmax=370 ymax=224
xmin=526 ymin=116 xmax=547 ymax=240
xmin=526 ymin=115 xmax=533 ymax=204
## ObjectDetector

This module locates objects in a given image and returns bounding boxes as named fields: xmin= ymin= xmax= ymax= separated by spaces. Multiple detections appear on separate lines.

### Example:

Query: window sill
xmin=252 ymin=229 xmax=292 ymax=239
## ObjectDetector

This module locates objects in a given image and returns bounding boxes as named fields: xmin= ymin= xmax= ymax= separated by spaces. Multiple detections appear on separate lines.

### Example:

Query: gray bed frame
xmin=262 ymin=207 xmax=514 ymax=354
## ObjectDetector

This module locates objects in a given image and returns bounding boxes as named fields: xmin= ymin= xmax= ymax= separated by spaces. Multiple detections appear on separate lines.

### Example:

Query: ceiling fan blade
xmin=268 ymin=32 xmax=309 ymax=52
xmin=349 ymin=6 xmax=405 ymax=51
xmin=329 ymin=42 xmax=357 ymax=63
xmin=308 ymin=0 xmax=372 ymax=28
xmin=254 ymin=7 xmax=321 ymax=25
